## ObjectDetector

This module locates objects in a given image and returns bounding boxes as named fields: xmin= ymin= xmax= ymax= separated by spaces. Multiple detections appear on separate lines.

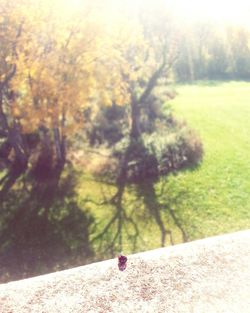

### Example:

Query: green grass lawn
xmin=78 ymin=81 xmax=250 ymax=256
xmin=167 ymin=81 xmax=250 ymax=240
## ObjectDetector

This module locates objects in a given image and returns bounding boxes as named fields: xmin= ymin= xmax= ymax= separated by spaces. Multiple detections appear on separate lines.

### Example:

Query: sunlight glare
xmin=167 ymin=0 xmax=250 ymax=25
xmin=46 ymin=0 xmax=250 ymax=27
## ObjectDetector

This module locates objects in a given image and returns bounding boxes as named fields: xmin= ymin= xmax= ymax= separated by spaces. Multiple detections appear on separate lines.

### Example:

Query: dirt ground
xmin=0 ymin=230 xmax=250 ymax=313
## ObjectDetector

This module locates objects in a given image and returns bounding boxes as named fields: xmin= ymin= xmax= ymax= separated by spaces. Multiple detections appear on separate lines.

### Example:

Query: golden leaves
xmin=1 ymin=0 xmax=172 ymax=139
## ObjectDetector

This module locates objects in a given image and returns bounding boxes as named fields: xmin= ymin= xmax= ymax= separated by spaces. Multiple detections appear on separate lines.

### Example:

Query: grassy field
xmin=167 ymin=81 xmax=250 ymax=239
xmin=78 ymin=81 xmax=250 ymax=255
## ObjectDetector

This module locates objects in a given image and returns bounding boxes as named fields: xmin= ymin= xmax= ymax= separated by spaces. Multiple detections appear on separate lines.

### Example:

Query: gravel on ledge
xmin=0 ymin=230 xmax=250 ymax=313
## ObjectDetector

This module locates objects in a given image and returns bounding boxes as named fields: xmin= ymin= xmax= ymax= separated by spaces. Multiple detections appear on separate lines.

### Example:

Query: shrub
xmin=143 ymin=120 xmax=203 ymax=175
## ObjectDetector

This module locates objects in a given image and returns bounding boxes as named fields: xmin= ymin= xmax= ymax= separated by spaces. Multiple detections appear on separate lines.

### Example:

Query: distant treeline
xmin=174 ymin=21 xmax=250 ymax=81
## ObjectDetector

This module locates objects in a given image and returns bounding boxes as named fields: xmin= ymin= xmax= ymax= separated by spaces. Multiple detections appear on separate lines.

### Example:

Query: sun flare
xmin=167 ymin=0 xmax=250 ymax=25
xmin=32 ymin=0 xmax=250 ymax=27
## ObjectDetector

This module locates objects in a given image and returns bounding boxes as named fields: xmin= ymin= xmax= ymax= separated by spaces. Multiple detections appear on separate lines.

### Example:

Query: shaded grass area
xmin=77 ymin=174 xmax=186 ymax=256
xmin=77 ymin=81 xmax=250 ymax=257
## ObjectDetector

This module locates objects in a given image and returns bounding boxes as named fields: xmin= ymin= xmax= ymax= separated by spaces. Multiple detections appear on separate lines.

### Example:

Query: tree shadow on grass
xmin=194 ymin=80 xmax=225 ymax=87
xmin=0 ymin=170 xmax=94 ymax=283
xmin=89 ymin=177 xmax=189 ymax=258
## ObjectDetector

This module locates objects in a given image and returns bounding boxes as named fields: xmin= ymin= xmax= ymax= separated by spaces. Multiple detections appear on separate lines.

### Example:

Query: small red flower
xmin=118 ymin=254 xmax=127 ymax=271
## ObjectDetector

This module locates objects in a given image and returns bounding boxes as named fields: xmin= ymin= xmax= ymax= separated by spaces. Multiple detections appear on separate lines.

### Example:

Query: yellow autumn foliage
xmin=0 ymin=0 xmax=175 ymax=137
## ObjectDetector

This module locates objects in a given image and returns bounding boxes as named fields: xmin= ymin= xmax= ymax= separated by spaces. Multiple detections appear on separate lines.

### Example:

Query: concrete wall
xmin=0 ymin=230 xmax=250 ymax=313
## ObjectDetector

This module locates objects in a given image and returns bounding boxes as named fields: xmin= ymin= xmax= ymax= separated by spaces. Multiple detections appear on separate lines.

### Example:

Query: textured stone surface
xmin=0 ymin=230 xmax=250 ymax=313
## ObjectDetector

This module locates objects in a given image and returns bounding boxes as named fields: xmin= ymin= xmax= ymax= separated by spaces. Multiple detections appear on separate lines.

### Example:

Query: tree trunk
xmin=130 ymin=100 xmax=141 ymax=140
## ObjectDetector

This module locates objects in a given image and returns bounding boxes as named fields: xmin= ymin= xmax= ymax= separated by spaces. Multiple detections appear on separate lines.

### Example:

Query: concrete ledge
xmin=0 ymin=230 xmax=250 ymax=313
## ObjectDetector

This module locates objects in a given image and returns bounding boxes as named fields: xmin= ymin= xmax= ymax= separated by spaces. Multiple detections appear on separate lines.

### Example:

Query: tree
xmin=86 ymin=2 xmax=203 ymax=253
xmin=0 ymin=0 xmax=203 ymax=280
xmin=0 ymin=0 xmax=127 ymax=280
xmin=0 ymin=0 xmax=121 ymax=199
